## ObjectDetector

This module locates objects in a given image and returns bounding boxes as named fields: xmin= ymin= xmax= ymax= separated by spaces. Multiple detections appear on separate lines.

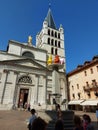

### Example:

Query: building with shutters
xmin=67 ymin=55 xmax=98 ymax=112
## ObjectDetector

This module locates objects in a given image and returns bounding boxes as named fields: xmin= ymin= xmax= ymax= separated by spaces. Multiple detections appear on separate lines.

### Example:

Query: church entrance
xmin=18 ymin=89 xmax=29 ymax=108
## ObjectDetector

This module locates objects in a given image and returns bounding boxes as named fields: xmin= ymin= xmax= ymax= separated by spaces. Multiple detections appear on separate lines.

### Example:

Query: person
xmin=82 ymin=114 xmax=88 ymax=130
xmin=28 ymin=109 xmax=37 ymax=130
xmin=55 ymin=119 xmax=64 ymax=130
xmin=31 ymin=117 xmax=47 ymax=130
xmin=24 ymin=102 xmax=27 ymax=110
xmin=96 ymin=105 xmax=98 ymax=123
xmin=85 ymin=115 xmax=94 ymax=130
xmin=27 ymin=103 xmax=31 ymax=111
xmin=56 ymin=104 xmax=62 ymax=120
xmin=73 ymin=115 xmax=84 ymax=130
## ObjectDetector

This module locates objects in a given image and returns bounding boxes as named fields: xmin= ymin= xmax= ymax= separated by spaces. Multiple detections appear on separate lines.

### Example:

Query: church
xmin=0 ymin=8 xmax=67 ymax=110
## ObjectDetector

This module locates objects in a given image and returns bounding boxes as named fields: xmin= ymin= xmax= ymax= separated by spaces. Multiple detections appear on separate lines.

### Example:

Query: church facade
xmin=0 ymin=8 xmax=67 ymax=110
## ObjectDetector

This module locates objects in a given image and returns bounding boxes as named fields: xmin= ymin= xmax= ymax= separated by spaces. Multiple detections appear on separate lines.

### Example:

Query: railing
xmin=83 ymin=82 xmax=98 ymax=91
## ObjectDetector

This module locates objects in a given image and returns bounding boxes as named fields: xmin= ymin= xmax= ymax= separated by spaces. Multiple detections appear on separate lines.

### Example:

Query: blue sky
xmin=0 ymin=0 xmax=98 ymax=73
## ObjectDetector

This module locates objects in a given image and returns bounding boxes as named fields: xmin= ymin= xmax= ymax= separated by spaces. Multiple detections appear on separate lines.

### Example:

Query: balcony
xmin=83 ymin=82 xmax=98 ymax=91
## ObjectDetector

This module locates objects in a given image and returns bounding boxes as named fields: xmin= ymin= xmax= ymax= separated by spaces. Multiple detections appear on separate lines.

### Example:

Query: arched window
xmin=22 ymin=51 xmax=35 ymax=59
xmin=48 ymin=29 xmax=50 ymax=35
xmin=51 ymin=30 xmax=54 ymax=36
xmin=55 ymin=40 xmax=57 ymax=47
xmin=55 ymin=32 xmax=57 ymax=38
xmin=51 ymin=39 xmax=54 ymax=46
xmin=55 ymin=48 xmax=58 ymax=55
xmin=48 ymin=38 xmax=50 ymax=44
xmin=58 ymin=33 xmax=60 ymax=39
xmin=58 ymin=41 xmax=61 ymax=48
xmin=18 ymin=75 xmax=32 ymax=84
xmin=51 ymin=47 xmax=54 ymax=54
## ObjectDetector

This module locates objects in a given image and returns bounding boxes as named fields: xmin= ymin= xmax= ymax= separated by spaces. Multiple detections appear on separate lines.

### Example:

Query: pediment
xmin=1 ymin=58 xmax=47 ymax=70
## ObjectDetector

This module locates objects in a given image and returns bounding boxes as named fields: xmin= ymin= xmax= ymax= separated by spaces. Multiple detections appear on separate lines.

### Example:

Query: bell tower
xmin=36 ymin=7 xmax=68 ymax=108
xmin=36 ymin=8 xmax=66 ymax=71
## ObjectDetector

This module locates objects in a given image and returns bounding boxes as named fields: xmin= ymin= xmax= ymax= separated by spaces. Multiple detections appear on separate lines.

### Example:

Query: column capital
xmin=3 ymin=69 xmax=9 ymax=73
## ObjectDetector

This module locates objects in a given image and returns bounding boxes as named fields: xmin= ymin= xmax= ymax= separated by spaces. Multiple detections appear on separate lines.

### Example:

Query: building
xmin=67 ymin=55 xmax=98 ymax=112
xmin=0 ymin=8 xmax=67 ymax=110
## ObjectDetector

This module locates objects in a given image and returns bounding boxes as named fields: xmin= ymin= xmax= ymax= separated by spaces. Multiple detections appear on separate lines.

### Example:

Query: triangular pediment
xmin=1 ymin=58 xmax=47 ymax=70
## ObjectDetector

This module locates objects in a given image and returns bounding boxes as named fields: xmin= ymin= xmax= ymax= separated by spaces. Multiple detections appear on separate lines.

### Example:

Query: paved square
xmin=0 ymin=110 xmax=98 ymax=130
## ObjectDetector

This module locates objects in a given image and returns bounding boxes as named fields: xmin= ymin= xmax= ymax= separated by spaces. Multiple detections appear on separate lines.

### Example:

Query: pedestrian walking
xmin=28 ymin=109 xmax=37 ymax=130
xmin=31 ymin=117 xmax=47 ymax=130
xmin=73 ymin=115 xmax=84 ymax=130
xmin=56 ymin=104 xmax=62 ymax=120
xmin=82 ymin=114 xmax=88 ymax=130
xmin=82 ymin=114 xmax=94 ymax=130
xmin=86 ymin=115 xmax=95 ymax=130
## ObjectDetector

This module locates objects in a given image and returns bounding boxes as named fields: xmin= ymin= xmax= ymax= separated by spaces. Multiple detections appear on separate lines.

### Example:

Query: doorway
xmin=18 ymin=89 xmax=29 ymax=108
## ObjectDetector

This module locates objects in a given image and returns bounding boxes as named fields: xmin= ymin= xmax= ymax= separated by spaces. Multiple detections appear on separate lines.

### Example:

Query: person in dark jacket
xmin=32 ymin=117 xmax=47 ymax=130
xmin=28 ymin=109 xmax=37 ymax=130
xmin=73 ymin=115 xmax=84 ymax=130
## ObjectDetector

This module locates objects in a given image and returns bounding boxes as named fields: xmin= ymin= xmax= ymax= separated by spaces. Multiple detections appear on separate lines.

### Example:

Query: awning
xmin=68 ymin=100 xmax=84 ymax=105
xmin=80 ymin=100 xmax=98 ymax=106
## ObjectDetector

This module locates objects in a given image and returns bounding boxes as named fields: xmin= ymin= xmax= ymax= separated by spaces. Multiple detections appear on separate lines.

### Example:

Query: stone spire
xmin=45 ymin=8 xmax=56 ymax=29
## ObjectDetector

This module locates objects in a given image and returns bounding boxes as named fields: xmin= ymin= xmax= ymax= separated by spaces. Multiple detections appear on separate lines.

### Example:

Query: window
xmin=51 ymin=30 xmax=54 ymax=36
xmin=78 ymin=93 xmax=80 ymax=99
xmin=58 ymin=33 xmax=60 ymax=39
xmin=22 ymin=52 xmax=34 ymax=59
xmin=48 ymin=29 xmax=50 ymax=35
xmin=55 ymin=32 xmax=57 ymax=38
xmin=18 ymin=76 xmax=32 ymax=84
xmin=96 ymin=66 xmax=98 ymax=72
xmin=87 ymin=91 xmax=91 ymax=97
xmin=86 ymin=81 xmax=89 ymax=87
xmin=72 ymin=93 xmax=75 ymax=98
xmin=77 ymin=84 xmax=79 ymax=89
xmin=58 ymin=41 xmax=61 ymax=48
xmin=84 ymin=71 xmax=87 ymax=76
xmin=92 ymin=79 xmax=96 ymax=86
xmin=90 ymin=68 xmax=93 ymax=74
xmin=72 ymin=85 xmax=74 ymax=90
xmin=51 ymin=39 xmax=54 ymax=46
xmin=48 ymin=38 xmax=50 ymax=44
xmin=55 ymin=40 xmax=57 ymax=46
xmin=55 ymin=48 xmax=58 ymax=55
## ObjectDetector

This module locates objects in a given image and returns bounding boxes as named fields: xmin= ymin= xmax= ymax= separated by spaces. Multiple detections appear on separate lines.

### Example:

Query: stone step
xmin=47 ymin=126 xmax=74 ymax=130
xmin=45 ymin=110 xmax=75 ymax=130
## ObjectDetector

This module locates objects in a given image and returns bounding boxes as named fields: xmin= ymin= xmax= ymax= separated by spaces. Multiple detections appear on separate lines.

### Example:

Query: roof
xmin=45 ymin=8 xmax=56 ymax=29
xmin=68 ymin=100 xmax=84 ymax=105
xmin=80 ymin=100 xmax=98 ymax=106
xmin=67 ymin=55 xmax=98 ymax=76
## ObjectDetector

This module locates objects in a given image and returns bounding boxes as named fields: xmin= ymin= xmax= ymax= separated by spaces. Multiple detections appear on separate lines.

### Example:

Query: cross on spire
xmin=49 ymin=2 xmax=51 ymax=9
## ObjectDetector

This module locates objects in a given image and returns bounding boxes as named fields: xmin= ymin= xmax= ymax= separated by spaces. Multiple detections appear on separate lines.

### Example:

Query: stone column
xmin=52 ymin=67 xmax=60 ymax=94
xmin=64 ymin=75 xmax=68 ymax=110
xmin=11 ymin=71 xmax=19 ymax=107
xmin=3 ymin=71 xmax=18 ymax=109
xmin=34 ymin=75 xmax=39 ymax=104
xmin=42 ymin=76 xmax=47 ymax=104
xmin=0 ymin=69 xmax=9 ymax=104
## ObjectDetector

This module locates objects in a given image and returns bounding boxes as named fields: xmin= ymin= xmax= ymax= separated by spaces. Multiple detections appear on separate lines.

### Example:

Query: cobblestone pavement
xmin=0 ymin=110 xmax=98 ymax=130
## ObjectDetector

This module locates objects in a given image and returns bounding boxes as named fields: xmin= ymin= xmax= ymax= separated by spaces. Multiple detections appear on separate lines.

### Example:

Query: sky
xmin=0 ymin=0 xmax=98 ymax=73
